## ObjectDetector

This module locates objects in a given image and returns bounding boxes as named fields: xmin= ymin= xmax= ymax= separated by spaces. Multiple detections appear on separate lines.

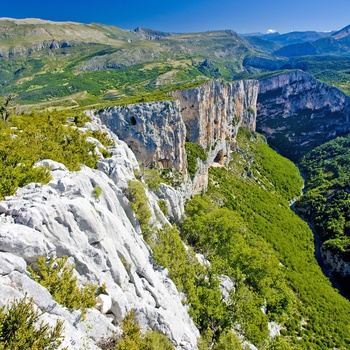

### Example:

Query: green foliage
xmin=247 ymin=106 xmax=255 ymax=114
xmin=143 ymin=331 xmax=174 ymax=350
xmin=87 ymin=129 xmax=115 ymax=147
xmin=143 ymin=167 xmax=164 ymax=191
xmin=185 ymin=142 xmax=207 ymax=176
xmin=211 ymin=330 xmax=243 ymax=350
xmin=28 ymin=256 xmax=97 ymax=316
xmin=158 ymin=199 xmax=168 ymax=216
xmin=200 ymin=128 xmax=350 ymax=348
xmin=0 ymin=109 xmax=100 ymax=199
xmin=296 ymin=134 xmax=350 ymax=265
xmin=146 ymin=224 xmax=233 ymax=346
xmin=125 ymin=180 xmax=152 ymax=232
xmin=113 ymin=311 xmax=174 ymax=350
xmin=0 ymin=296 xmax=65 ymax=350
xmin=93 ymin=186 xmax=103 ymax=199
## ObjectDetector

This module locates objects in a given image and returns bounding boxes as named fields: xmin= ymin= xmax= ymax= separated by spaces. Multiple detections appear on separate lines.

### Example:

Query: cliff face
xmin=98 ymin=101 xmax=187 ymax=174
xmin=173 ymin=80 xmax=258 ymax=192
xmin=98 ymin=79 xmax=259 ymax=193
xmin=257 ymin=70 xmax=350 ymax=161
xmin=0 ymin=119 xmax=199 ymax=350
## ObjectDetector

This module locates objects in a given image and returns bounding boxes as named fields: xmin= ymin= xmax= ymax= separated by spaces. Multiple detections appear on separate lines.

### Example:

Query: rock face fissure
xmin=257 ymin=70 xmax=350 ymax=162
xmin=98 ymin=79 xmax=258 ymax=194
xmin=0 ymin=119 xmax=199 ymax=350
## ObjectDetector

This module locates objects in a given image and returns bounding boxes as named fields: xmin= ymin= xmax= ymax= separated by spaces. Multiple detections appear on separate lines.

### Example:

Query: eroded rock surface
xmin=0 ymin=144 xmax=199 ymax=349
xmin=257 ymin=70 xmax=350 ymax=161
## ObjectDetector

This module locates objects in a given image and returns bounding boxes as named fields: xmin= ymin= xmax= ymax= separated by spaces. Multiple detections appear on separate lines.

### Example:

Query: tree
xmin=0 ymin=94 xmax=13 ymax=122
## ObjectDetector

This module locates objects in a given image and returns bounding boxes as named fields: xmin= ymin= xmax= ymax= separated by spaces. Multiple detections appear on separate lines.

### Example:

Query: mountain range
xmin=1 ymin=18 xmax=350 ymax=110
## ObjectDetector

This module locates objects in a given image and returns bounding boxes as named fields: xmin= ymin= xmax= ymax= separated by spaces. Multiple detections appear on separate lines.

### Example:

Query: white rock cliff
xmin=0 ymin=122 xmax=199 ymax=349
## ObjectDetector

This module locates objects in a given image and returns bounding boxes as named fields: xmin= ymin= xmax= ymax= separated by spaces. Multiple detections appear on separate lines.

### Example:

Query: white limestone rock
xmin=0 ymin=252 xmax=27 ymax=275
xmin=0 ymin=147 xmax=199 ymax=349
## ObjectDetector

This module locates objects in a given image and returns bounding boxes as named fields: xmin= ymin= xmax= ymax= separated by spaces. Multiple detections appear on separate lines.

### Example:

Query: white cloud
xmin=267 ymin=29 xmax=277 ymax=34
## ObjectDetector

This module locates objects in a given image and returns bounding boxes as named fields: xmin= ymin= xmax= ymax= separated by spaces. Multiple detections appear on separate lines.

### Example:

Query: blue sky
xmin=2 ymin=0 xmax=350 ymax=34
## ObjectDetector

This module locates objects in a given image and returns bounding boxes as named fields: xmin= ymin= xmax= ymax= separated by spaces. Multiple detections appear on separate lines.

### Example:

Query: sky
xmin=2 ymin=0 xmax=350 ymax=34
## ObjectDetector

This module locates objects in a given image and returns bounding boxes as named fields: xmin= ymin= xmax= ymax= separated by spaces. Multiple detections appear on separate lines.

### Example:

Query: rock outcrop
xmin=173 ymin=79 xmax=258 ymax=192
xmin=98 ymin=101 xmax=187 ymax=174
xmin=0 ymin=120 xmax=199 ymax=349
xmin=321 ymin=248 xmax=350 ymax=278
xmin=257 ymin=70 xmax=350 ymax=161
xmin=98 ymin=79 xmax=259 ymax=194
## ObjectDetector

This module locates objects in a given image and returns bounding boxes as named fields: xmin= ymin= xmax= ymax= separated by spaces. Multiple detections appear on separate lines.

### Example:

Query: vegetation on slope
xmin=0 ymin=19 xmax=256 ymax=110
xmin=151 ymin=128 xmax=350 ymax=349
xmin=295 ymin=135 xmax=350 ymax=266
xmin=28 ymin=256 xmax=99 ymax=316
xmin=0 ymin=296 xmax=65 ymax=350
xmin=204 ymin=129 xmax=350 ymax=349
xmin=0 ymin=109 xmax=112 ymax=199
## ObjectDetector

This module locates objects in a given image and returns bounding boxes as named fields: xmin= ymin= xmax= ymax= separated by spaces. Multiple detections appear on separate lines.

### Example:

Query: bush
xmin=158 ymin=199 xmax=168 ymax=216
xmin=185 ymin=142 xmax=207 ymax=176
xmin=0 ymin=110 xmax=101 ymax=199
xmin=93 ymin=186 xmax=103 ymax=199
xmin=125 ymin=180 xmax=152 ymax=232
xmin=28 ymin=256 xmax=98 ymax=316
xmin=101 ymin=311 xmax=174 ymax=350
xmin=0 ymin=296 xmax=65 ymax=350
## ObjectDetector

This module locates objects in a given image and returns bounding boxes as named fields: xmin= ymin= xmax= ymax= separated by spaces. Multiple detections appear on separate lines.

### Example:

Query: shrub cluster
xmin=185 ymin=142 xmax=207 ymax=176
xmin=100 ymin=311 xmax=174 ymax=350
xmin=125 ymin=180 xmax=152 ymax=232
xmin=28 ymin=256 xmax=98 ymax=316
xmin=0 ymin=296 xmax=65 ymax=350
xmin=0 ymin=110 xmax=113 ymax=199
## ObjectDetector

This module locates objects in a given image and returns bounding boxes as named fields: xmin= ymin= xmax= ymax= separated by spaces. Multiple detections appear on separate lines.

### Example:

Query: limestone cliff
xmin=98 ymin=101 xmax=187 ymax=174
xmin=98 ymin=79 xmax=259 ymax=194
xmin=257 ymin=70 xmax=350 ymax=161
xmin=0 ymin=119 xmax=199 ymax=349
xmin=173 ymin=79 xmax=258 ymax=192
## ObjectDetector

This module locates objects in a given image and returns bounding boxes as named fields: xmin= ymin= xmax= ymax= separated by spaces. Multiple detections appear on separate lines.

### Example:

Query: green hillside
xmin=174 ymin=129 xmax=350 ymax=349
xmin=0 ymin=19 xmax=254 ymax=110
xmin=296 ymin=134 xmax=350 ymax=293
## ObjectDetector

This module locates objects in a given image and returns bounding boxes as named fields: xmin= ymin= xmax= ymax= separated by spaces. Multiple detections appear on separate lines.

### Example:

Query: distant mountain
xmin=332 ymin=24 xmax=350 ymax=39
xmin=241 ymin=30 xmax=333 ymax=53
xmin=0 ymin=17 xmax=254 ymax=108
xmin=262 ymin=31 xmax=333 ymax=46
xmin=270 ymin=24 xmax=350 ymax=57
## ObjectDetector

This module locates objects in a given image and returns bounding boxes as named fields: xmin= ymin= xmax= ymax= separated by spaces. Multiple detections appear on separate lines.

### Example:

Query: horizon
xmin=0 ymin=16 xmax=346 ymax=36
xmin=1 ymin=0 xmax=350 ymax=35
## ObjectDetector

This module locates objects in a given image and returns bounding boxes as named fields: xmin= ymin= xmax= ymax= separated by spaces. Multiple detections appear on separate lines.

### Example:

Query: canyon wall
xmin=98 ymin=79 xmax=259 ymax=194
xmin=257 ymin=70 xmax=350 ymax=161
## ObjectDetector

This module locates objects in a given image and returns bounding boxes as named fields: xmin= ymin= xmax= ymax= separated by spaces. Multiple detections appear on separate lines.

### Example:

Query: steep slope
xmin=256 ymin=70 xmax=350 ymax=161
xmin=97 ymin=79 xmax=258 ymax=194
xmin=0 ymin=117 xmax=199 ymax=349
xmin=295 ymin=135 xmax=350 ymax=294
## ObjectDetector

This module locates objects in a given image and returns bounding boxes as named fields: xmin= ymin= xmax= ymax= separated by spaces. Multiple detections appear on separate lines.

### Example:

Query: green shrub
xmin=0 ymin=296 xmax=65 ymax=350
xmin=93 ymin=186 xmax=103 ymax=199
xmin=87 ymin=129 xmax=115 ymax=147
xmin=247 ymin=106 xmax=255 ymax=115
xmin=158 ymin=199 xmax=168 ymax=216
xmin=125 ymin=180 xmax=152 ymax=232
xmin=103 ymin=311 xmax=174 ymax=350
xmin=0 ymin=110 xmax=101 ymax=199
xmin=28 ymin=256 xmax=98 ymax=316
xmin=143 ymin=167 xmax=163 ymax=191
xmin=185 ymin=142 xmax=207 ymax=176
